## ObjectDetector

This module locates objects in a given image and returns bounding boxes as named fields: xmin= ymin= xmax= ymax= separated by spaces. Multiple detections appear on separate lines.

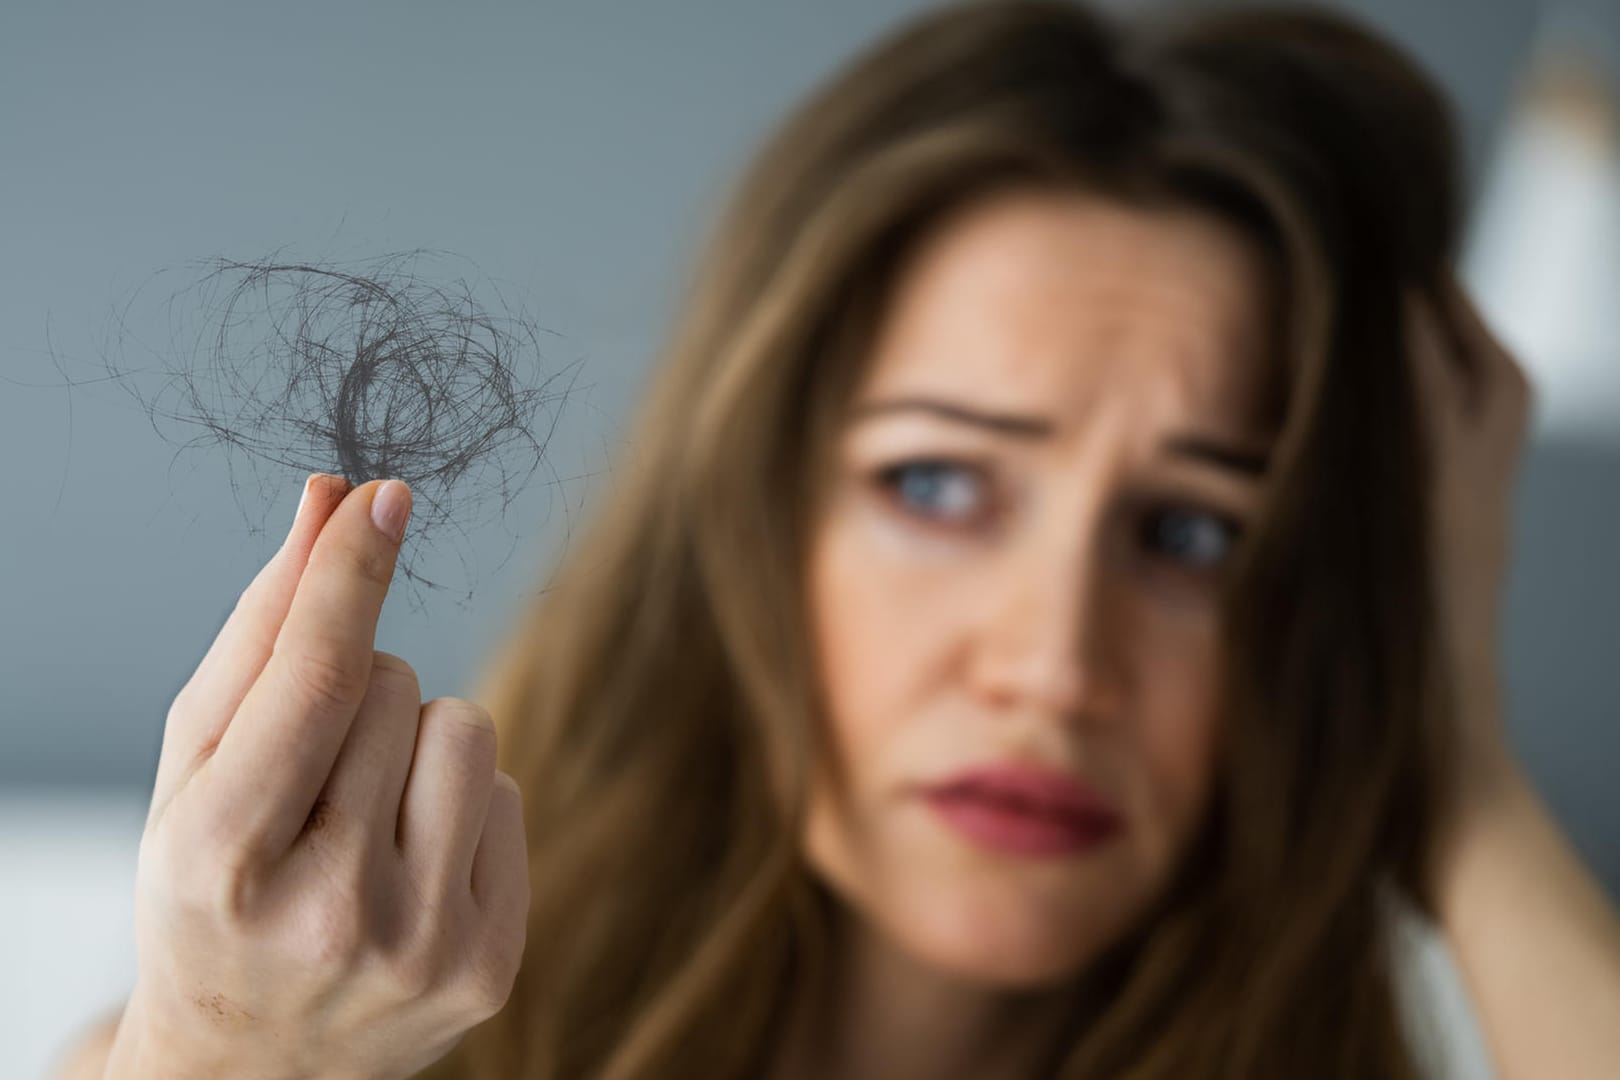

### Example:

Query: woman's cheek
xmin=817 ymin=497 xmax=970 ymax=698
xmin=1131 ymin=628 xmax=1225 ymax=843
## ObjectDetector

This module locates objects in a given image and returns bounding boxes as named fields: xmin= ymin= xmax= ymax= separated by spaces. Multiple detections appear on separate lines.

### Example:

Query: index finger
xmin=150 ymin=472 xmax=351 ymax=822
xmin=203 ymin=478 xmax=413 ymax=856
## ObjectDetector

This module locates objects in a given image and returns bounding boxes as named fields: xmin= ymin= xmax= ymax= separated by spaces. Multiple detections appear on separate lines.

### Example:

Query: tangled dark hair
xmin=24 ymin=250 xmax=585 ymax=609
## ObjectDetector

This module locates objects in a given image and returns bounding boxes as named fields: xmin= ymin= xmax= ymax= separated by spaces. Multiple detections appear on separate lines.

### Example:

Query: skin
xmin=777 ymin=188 xmax=1278 ymax=1080
xmin=92 ymin=474 xmax=531 ymax=1080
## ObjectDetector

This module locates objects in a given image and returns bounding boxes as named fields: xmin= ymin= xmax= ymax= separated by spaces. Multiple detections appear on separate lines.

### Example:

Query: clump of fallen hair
xmin=110 ymin=250 xmax=585 ymax=608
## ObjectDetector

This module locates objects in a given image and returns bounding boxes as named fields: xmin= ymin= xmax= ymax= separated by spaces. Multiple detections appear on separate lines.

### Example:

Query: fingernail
xmin=371 ymin=480 xmax=411 ymax=543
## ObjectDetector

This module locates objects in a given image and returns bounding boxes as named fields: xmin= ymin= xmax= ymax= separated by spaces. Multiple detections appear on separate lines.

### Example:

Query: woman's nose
xmin=966 ymin=537 xmax=1124 ymax=720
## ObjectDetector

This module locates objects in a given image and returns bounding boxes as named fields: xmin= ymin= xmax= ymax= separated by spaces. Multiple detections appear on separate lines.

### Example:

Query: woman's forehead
xmin=856 ymin=189 xmax=1279 ymax=439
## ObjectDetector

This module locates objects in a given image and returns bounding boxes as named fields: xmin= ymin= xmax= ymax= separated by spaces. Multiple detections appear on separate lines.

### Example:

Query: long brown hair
xmin=435 ymin=2 xmax=1465 ymax=1076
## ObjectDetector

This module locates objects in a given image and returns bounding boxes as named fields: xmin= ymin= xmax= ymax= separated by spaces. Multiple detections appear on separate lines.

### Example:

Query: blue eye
xmin=1140 ymin=504 xmax=1241 ymax=569
xmin=876 ymin=460 xmax=988 ymax=525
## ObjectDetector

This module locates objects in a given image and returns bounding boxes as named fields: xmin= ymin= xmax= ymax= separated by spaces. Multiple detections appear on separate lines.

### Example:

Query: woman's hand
xmin=106 ymin=476 xmax=530 ymax=1080
xmin=1406 ymin=277 xmax=1536 ymax=843
xmin=1410 ymin=279 xmax=1620 ymax=1080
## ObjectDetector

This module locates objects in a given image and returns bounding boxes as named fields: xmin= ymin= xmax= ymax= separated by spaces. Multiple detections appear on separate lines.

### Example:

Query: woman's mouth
xmin=920 ymin=764 xmax=1123 ymax=857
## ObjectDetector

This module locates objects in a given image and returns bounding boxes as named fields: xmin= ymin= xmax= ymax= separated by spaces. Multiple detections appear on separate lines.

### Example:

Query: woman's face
xmin=804 ymin=188 xmax=1276 ymax=987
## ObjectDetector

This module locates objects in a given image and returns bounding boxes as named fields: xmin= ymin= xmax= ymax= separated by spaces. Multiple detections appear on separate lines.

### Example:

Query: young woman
xmin=75 ymin=2 xmax=1620 ymax=1078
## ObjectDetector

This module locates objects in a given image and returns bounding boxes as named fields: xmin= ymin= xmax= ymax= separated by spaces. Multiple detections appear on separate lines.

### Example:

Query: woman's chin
xmin=887 ymin=894 xmax=1118 ymax=990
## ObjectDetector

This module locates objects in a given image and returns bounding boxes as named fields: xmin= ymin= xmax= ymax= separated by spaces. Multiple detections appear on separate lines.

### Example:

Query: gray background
xmin=1 ymin=0 xmax=1615 ymax=872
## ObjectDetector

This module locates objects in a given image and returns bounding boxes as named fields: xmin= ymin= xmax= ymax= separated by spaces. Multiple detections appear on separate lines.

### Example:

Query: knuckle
xmin=157 ymin=796 xmax=262 ymax=922
xmin=199 ymin=835 xmax=269 ymax=924
xmin=459 ymin=933 xmax=523 ymax=1017
xmin=391 ymin=958 xmax=435 ymax=1003
xmin=368 ymin=650 xmax=421 ymax=699
xmin=391 ymin=939 xmax=450 ymax=1000
xmin=162 ymin=835 xmax=260 ymax=927
xmin=343 ymin=538 xmax=396 ymax=588
xmin=211 ymin=856 xmax=264 ymax=925
xmin=285 ymin=650 xmax=364 ymax=714
xmin=302 ymin=890 xmax=369 ymax=971
xmin=492 ymin=770 xmax=523 ymax=803
xmin=422 ymin=697 xmax=498 ymax=750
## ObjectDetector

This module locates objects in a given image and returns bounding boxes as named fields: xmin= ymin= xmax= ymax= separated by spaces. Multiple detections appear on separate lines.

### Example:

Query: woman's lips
xmin=920 ymin=764 xmax=1123 ymax=858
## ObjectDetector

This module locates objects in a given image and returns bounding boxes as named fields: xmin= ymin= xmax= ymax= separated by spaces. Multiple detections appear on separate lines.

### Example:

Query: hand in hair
xmin=1407 ymin=277 xmax=1534 ymax=812
xmin=102 ymin=474 xmax=529 ymax=1080
xmin=1412 ymin=281 xmax=1620 ymax=1080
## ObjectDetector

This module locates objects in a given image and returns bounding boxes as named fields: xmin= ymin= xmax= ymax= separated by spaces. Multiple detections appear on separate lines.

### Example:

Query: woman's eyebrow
xmin=848 ymin=397 xmax=1052 ymax=437
xmin=848 ymin=396 xmax=1270 ymax=478
xmin=1164 ymin=435 xmax=1270 ymax=478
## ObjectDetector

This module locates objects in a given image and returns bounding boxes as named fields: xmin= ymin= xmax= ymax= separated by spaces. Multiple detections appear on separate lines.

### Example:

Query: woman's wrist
xmin=101 ymin=993 xmax=222 ymax=1080
xmin=100 ymin=1001 xmax=189 ymax=1080
xmin=1431 ymin=745 xmax=1539 ymax=926
xmin=100 ymin=991 xmax=329 ymax=1080
xmin=1424 ymin=652 xmax=1534 ymax=910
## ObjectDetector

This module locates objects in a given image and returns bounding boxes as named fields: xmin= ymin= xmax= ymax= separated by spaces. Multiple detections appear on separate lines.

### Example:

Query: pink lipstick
xmin=921 ymin=763 xmax=1122 ymax=857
